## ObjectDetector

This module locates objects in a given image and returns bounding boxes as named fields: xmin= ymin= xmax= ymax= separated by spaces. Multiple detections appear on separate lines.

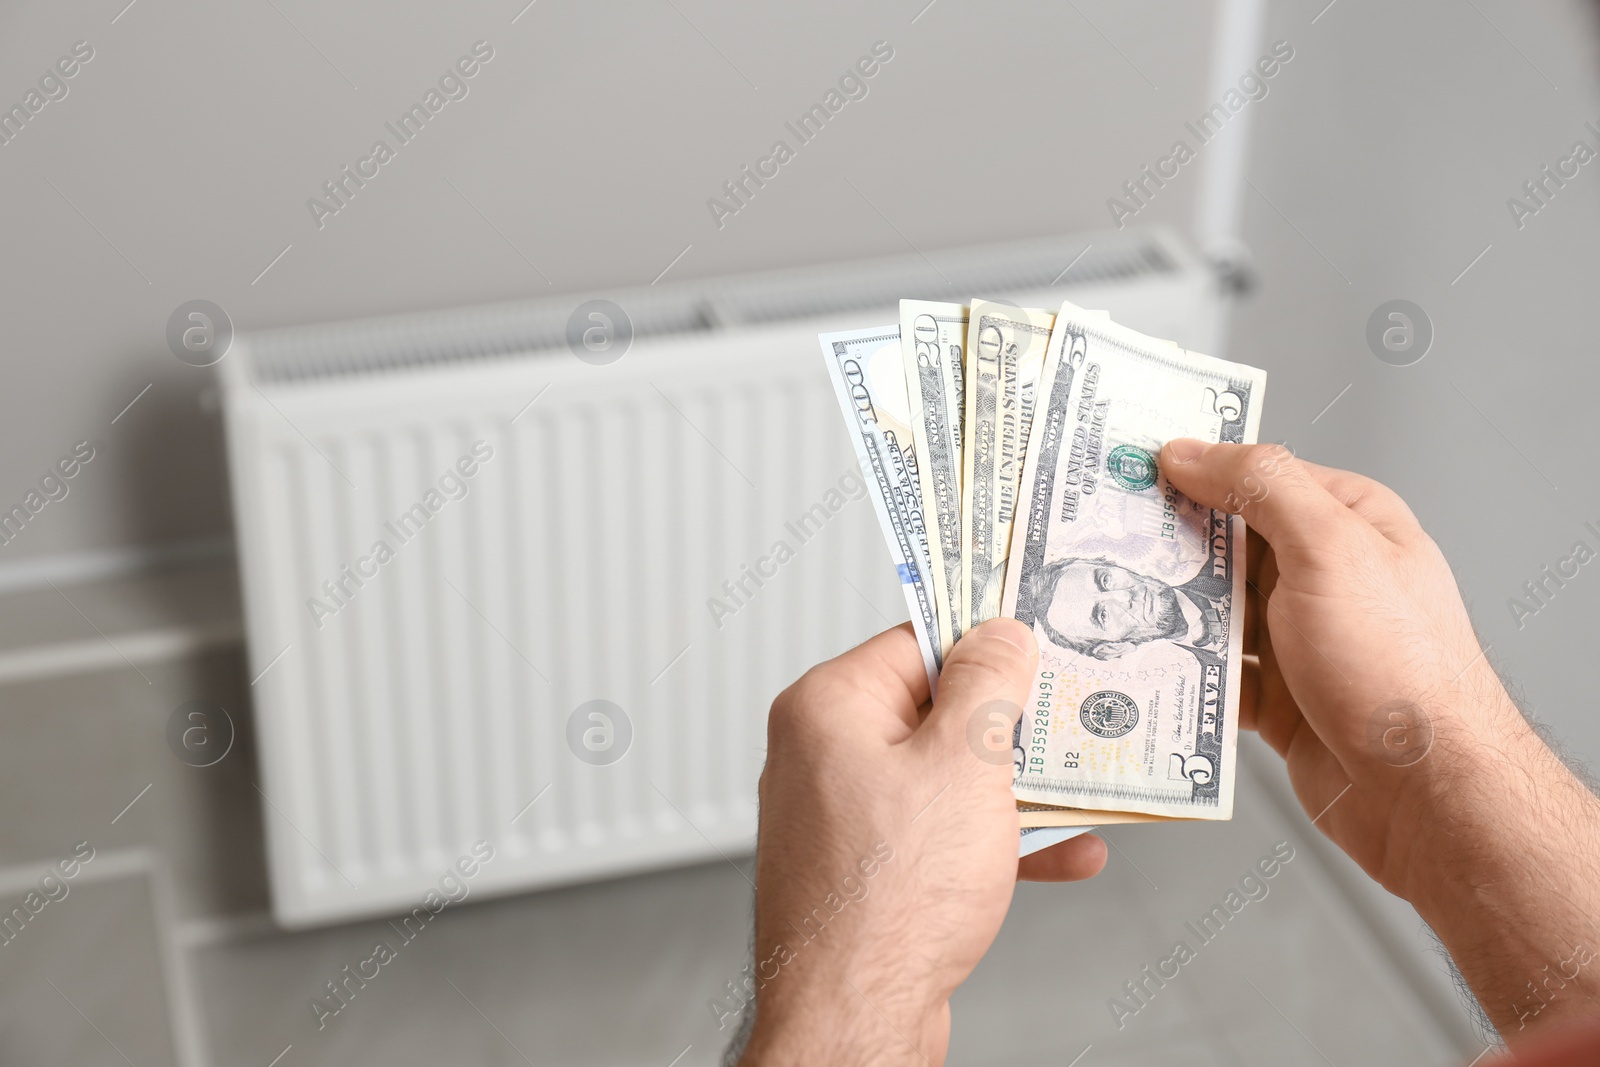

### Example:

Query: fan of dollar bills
xmin=820 ymin=299 xmax=1266 ymax=829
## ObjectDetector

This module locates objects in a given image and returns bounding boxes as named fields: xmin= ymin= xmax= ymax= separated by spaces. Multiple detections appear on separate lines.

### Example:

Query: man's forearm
xmin=1390 ymin=694 xmax=1600 ymax=1042
xmin=737 ymin=979 xmax=945 ymax=1067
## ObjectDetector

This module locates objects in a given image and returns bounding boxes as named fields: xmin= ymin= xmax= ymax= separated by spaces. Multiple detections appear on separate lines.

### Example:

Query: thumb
xmin=918 ymin=617 xmax=1038 ymax=763
xmin=1159 ymin=439 xmax=1347 ymax=552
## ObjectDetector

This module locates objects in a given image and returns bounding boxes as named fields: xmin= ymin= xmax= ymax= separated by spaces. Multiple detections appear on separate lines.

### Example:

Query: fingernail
xmin=1164 ymin=438 xmax=1207 ymax=466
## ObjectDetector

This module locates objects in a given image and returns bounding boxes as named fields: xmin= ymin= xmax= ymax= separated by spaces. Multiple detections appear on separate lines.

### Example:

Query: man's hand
xmin=1161 ymin=439 xmax=1600 ymax=1043
xmin=739 ymin=619 xmax=1106 ymax=1066
xmin=1160 ymin=438 xmax=1519 ymax=892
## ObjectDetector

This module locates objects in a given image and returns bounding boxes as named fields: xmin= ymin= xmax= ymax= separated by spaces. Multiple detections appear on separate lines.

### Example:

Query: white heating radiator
xmin=221 ymin=228 xmax=1219 ymax=927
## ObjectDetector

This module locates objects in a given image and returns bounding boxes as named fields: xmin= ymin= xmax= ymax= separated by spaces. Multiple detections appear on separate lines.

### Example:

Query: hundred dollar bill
xmin=960 ymin=300 xmax=1055 ymax=630
xmin=899 ymin=300 xmax=968 ymax=657
xmin=1002 ymin=302 xmax=1265 ymax=820
xmin=819 ymin=325 xmax=941 ymax=682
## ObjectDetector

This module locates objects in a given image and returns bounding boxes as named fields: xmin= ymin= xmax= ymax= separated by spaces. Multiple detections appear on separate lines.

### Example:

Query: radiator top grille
xmin=239 ymin=229 xmax=1188 ymax=386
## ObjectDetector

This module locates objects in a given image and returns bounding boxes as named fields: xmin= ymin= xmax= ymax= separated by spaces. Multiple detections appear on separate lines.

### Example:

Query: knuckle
xmin=1227 ymin=445 xmax=1318 ymax=519
xmin=1326 ymin=467 xmax=1425 ymax=541
xmin=1261 ymin=448 xmax=1311 ymax=488
xmin=1320 ymin=507 xmax=1366 ymax=548
xmin=1409 ymin=529 xmax=1449 ymax=566
xmin=1370 ymin=482 xmax=1422 ymax=530
xmin=1253 ymin=442 xmax=1296 ymax=470
xmin=1232 ymin=441 xmax=1285 ymax=474
xmin=786 ymin=660 xmax=838 ymax=701
xmin=764 ymin=694 xmax=798 ymax=746
xmin=767 ymin=670 xmax=832 ymax=743
xmin=1236 ymin=443 xmax=1279 ymax=472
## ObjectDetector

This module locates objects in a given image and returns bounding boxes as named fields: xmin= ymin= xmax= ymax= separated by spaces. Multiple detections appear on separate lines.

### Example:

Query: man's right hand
xmin=1160 ymin=439 xmax=1600 ymax=1044
xmin=1159 ymin=438 xmax=1524 ymax=893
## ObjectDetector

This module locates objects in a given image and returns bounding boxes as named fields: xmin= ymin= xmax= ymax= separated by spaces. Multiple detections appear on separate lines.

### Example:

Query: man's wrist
xmin=1378 ymin=683 xmax=1545 ymax=902
xmin=738 ymin=985 xmax=945 ymax=1067
xmin=1382 ymin=691 xmax=1600 ymax=1037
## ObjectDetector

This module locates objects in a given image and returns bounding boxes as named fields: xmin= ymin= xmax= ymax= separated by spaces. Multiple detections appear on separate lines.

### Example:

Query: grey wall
xmin=0 ymin=0 xmax=1210 ymax=567
xmin=1238 ymin=0 xmax=1600 ymax=766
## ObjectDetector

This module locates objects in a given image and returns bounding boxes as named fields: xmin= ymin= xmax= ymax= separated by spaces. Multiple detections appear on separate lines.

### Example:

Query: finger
xmin=783 ymin=622 xmax=927 ymax=737
xmin=1160 ymin=441 xmax=1353 ymax=554
xmin=1243 ymin=531 xmax=1265 ymax=657
xmin=1298 ymin=459 xmax=1421 ymax=543
xmin=1244 ymin=573 xmax=1264 ymax=658
xmin=1243 ymin=529 xmax=1277 ymax=660
xmin=1240 ymin=655 xmax=1260 ymax=734
xmin=1245 ymin=527 xmax=1272 ymax=593
xmin=917 ymin=617 xmax=1038 ymax=758
xmin=1250 ymin=640 xmax=1306 ymax=760
xmin=1018 ymin=834 xmax=1109 ymax=882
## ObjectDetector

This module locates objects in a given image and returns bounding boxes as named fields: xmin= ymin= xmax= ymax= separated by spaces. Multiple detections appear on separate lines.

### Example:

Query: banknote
xmin=819 ymin=325 xmax=941 ymax=682
xmin=1019 ymin=825 xmax=1092 ymax=857
xmin=1002 ymin=302 xmax=1265 ymax=820
xmin=959 ymin=300 xmax=1056 ymax=630
xmin=899 ymin=300 xmax=968 ymax=657
xmin=1019 ymin=805 xmax=1176 ymax=828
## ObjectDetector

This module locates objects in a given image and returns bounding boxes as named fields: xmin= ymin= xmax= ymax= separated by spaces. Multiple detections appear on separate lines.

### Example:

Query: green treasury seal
xmin=1107 ymin=444 xmax=1158 ymax=491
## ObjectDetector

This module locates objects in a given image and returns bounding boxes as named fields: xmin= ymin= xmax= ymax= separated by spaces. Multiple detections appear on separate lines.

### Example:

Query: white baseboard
xmin=0 ymin=536 xmax=234 ymax=597
xmin=0 ymin=621 xmax=244 ymax=687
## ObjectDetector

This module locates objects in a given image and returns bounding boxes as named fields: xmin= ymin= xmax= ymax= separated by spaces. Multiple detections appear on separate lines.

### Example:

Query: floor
xmin=0 ymin=635 xmax=1485 ymax=1067
xmin=182 ymin=739 xmax=1480 ymax=1067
